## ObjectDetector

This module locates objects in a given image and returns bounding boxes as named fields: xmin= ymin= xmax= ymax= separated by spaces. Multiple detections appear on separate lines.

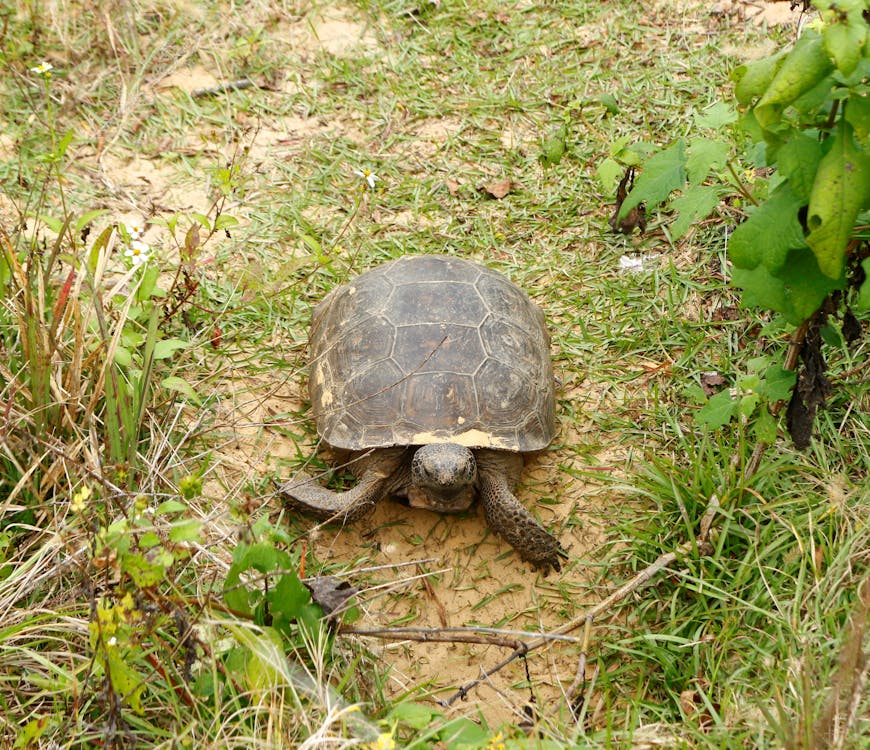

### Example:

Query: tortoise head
xmin=408 ymin=443 xmax=477 ymax=513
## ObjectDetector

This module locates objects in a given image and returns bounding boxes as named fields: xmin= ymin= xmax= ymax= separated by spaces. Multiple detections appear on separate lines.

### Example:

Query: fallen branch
xmin=442 ymin=525 xmax=716 ymax=706
xmin=340 ymin=624 xmax=581 ymax=650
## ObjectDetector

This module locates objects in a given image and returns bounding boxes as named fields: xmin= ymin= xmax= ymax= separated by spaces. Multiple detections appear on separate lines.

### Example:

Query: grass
xmin=1 ymin=0 xmax=868 ymax=748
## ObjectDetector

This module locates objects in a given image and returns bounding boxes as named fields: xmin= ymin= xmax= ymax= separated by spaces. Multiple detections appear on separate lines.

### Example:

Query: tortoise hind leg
xmin=277 ymin=448 xmax=407 ymax=524
xmin=476 ymin=451 xmax=566 ymax=573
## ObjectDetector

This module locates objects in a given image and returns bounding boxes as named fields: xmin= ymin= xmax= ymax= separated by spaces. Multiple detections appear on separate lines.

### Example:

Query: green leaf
xmin=732 ymin=246 xmax=844 ymax=324
xmin=855 ymin=258 xmax=870 ymax=311
xmin=299 ymin=232 xmax=323 ymax=256
xmin=437 ymin=717 xmax=490 ymax=745
xmin=598 ymin=93 xmax=620 ymax=114
xmin=761 ymin=365 xmax=797 ymax=402
xmin=755 ymin=33 xmax=834 ymax=129
xmin=696 ymin=389 xmax=736 ymax=428
xmin=56 ymin=129 xmax=75 ymax=160
xmin=733 ymin=51 xmax=787 ymax=105
xmin=845 ymin=94 xmax=870 ymax=147
xmin=136 ymin=265 xmax=160 ymax=301
xmin=14 ymin=717 xmax=49 ymax=749
xmin=270 ymin=572 xmax=311 ymax=623
xmin=190 ymin=212 xmax=211 ymax=231
xmin=694 ymin=102 xmax=738 ymax=130
xmin=776 ymin=134 xmax=824 ymax=203
xmin=153 ymin=338 xmax=189 ymax=359
xmin=169 ymin=518 xmax=202 ymax=543
xmin=214 ymin=214 xmax=240 ymax=230
xmin=596 ymin=157 xmax=624 ymax=192
xmin=617 ymin=140 xmax=687 ymax=220
xmin=686 ymin=139 xmax=730 ymax=184
xmin=138 ymin=531 xmax=161 ymax=549
xmin=161 ymin=376 xmax=201 ymax=405
xmin=823 ymin=7 xmax=867 ymax=75
xmin=669 ymin=185 xmax=721 ymax=239
xmin=74 ymin=209 xmax=109 ymax=235
xmin=388 ymin=701 xmax=439 ymax=730
xmin=739 ymin=392 xmax=761 ymax=419
xmin=539 ymin=123 xmax=568 ymax=168
xmin=753 ymin=408 xmax=779 ymax=443
xmin=106 ymin=652 xmax=145 ymax=714
xmin=728 ymin=183 xmax=807 ymax=272
xmin=37 ymin=214 xmax=64 ymax=234
xmin=123 ymin=551 xmax=172 ymax=588
xmin=156 ymin=499 xmax=188 ymax=515
xmin=806 ymin=121 xmax=870 ymax=279
xmin=114 ymin=346 xmax=133 ymax=368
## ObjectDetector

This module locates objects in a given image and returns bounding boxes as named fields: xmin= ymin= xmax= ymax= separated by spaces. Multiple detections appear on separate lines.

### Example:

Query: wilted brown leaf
xmin=609 ymin=167 xmax=646 ymax=234
xmin=304 ymin=576 xmax=359 ymax=616
xmin=444 ymin=178 xmax=461 ymax=196
xmin=701 ymin=371 xmax=727 ymax=397
xmin=480 ymin=177 xmax=512 ymax=199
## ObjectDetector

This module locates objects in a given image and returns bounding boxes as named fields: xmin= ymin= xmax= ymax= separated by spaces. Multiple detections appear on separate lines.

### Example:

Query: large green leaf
xmin=822 ymin=1 xmax=868 ymax=75
xmin=806 ymin=121 xmax=870 ymax=279
xmin=845 ymin=93 xmax=870 ymax=148
xmin=733 ymin=51 xmax=786 ymax=105
xmin=617 ymin=140 xmax=686 ymax=220
xmin=755 ymin=32 xmax=833 ymax=129
xmin=728 ymin=183 xmax=807 ymax=272
xmin=732 ymin=246 xmax=844 ymax=324
xmin=669 ymin=185 xmax=721 ymax=239
xmin=776 ymin=134 xmax=824 ymax=203
xmin=686 ymin=139 xmax=730 ymax=184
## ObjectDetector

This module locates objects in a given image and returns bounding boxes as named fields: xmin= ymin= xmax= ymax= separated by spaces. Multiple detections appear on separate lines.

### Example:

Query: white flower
xmin=124 ymin=219 xmax=146 ymax=239
xmin=29 ymin=62 xmax=54 ymax=76
xmin=106 ymin=636 xmax=117 ymax=647
xmin=354 ymin=168 xmax=378 ymax=189
xmin=124 ymin=239 xmax=150 ymax=266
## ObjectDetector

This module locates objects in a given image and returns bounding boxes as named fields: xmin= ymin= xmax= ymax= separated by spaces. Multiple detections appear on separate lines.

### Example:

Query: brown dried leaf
xmin=701 ymin=371 xmax=727 ymax=397
xmin=608 ymin=167 xmax=646 ymax=234
xmin=481 ymin=177 xmax=512 ymax=199
xmin=444 ymin=178 xmax=461 ymax=196
xmin=304 ymin=576 xmax=359 ymax=616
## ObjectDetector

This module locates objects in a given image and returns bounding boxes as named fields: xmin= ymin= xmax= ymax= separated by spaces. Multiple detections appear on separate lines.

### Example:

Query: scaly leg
xmin=278 ymin=448 xmax=408 ymax=524
xmin=477 ymin=451 xmax=565 ymax=573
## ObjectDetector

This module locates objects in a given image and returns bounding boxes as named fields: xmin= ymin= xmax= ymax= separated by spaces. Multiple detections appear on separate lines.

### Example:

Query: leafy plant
xmin=605 ymin=0 xmax=870 ymax=444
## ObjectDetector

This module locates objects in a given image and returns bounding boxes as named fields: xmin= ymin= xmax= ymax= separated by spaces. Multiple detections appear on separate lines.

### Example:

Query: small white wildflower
xmin=124 ymin=239 xmax=150 ymax=266
xmin=124 ymin=219 xmax=146 ymax=239
xmin=106 ymin=636 xmax=118 ymax=647
xmin=354 ymin=167 xmax=378 ymax=189
xmin=29 ymin=61 xmax=54 ymax=76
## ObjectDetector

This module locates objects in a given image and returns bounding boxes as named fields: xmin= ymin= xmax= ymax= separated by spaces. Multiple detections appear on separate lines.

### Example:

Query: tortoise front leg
xmin=277 ymin=448 xmax=407 ymax=524
xmin=477 ymin=451 xmax=566 ymax=573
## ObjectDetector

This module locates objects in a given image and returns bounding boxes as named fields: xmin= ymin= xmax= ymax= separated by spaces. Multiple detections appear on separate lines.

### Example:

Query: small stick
xmin=341 ymin=625 xmax=581 ymax=645
xmin=442 ymin=532 xmax=715 ymax=706
xmin=191 ymin=79 xmax=256 ymax=98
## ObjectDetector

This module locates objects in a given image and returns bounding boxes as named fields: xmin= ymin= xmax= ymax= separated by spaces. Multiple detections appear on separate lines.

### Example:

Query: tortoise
xmin=279 ymin=254 xmax=565 ymax=572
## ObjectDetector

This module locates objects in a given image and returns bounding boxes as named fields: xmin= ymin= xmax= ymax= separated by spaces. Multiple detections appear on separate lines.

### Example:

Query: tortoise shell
xmin=307 ymin=254 xmax=556 ymax=452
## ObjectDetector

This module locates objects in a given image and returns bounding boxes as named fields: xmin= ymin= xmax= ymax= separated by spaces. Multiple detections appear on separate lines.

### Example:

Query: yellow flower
xmin=488 ymin=731 xmax=506 ymax=750
xmin=366 ymin=731 xmax=396 ymax=750
xmin=71 ymin=485 xmax=92 ymax=512
xmin=116 ymin=592 xmax=138 ymax=622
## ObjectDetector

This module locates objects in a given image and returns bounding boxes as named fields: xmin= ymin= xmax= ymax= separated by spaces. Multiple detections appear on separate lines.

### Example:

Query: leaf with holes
xmin=806 ymin=121 xmax=870 ymax=279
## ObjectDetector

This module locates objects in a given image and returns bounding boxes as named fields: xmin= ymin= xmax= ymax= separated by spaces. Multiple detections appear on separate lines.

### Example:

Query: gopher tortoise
xmin=279 ymin=254 xmax=565 ymax=572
